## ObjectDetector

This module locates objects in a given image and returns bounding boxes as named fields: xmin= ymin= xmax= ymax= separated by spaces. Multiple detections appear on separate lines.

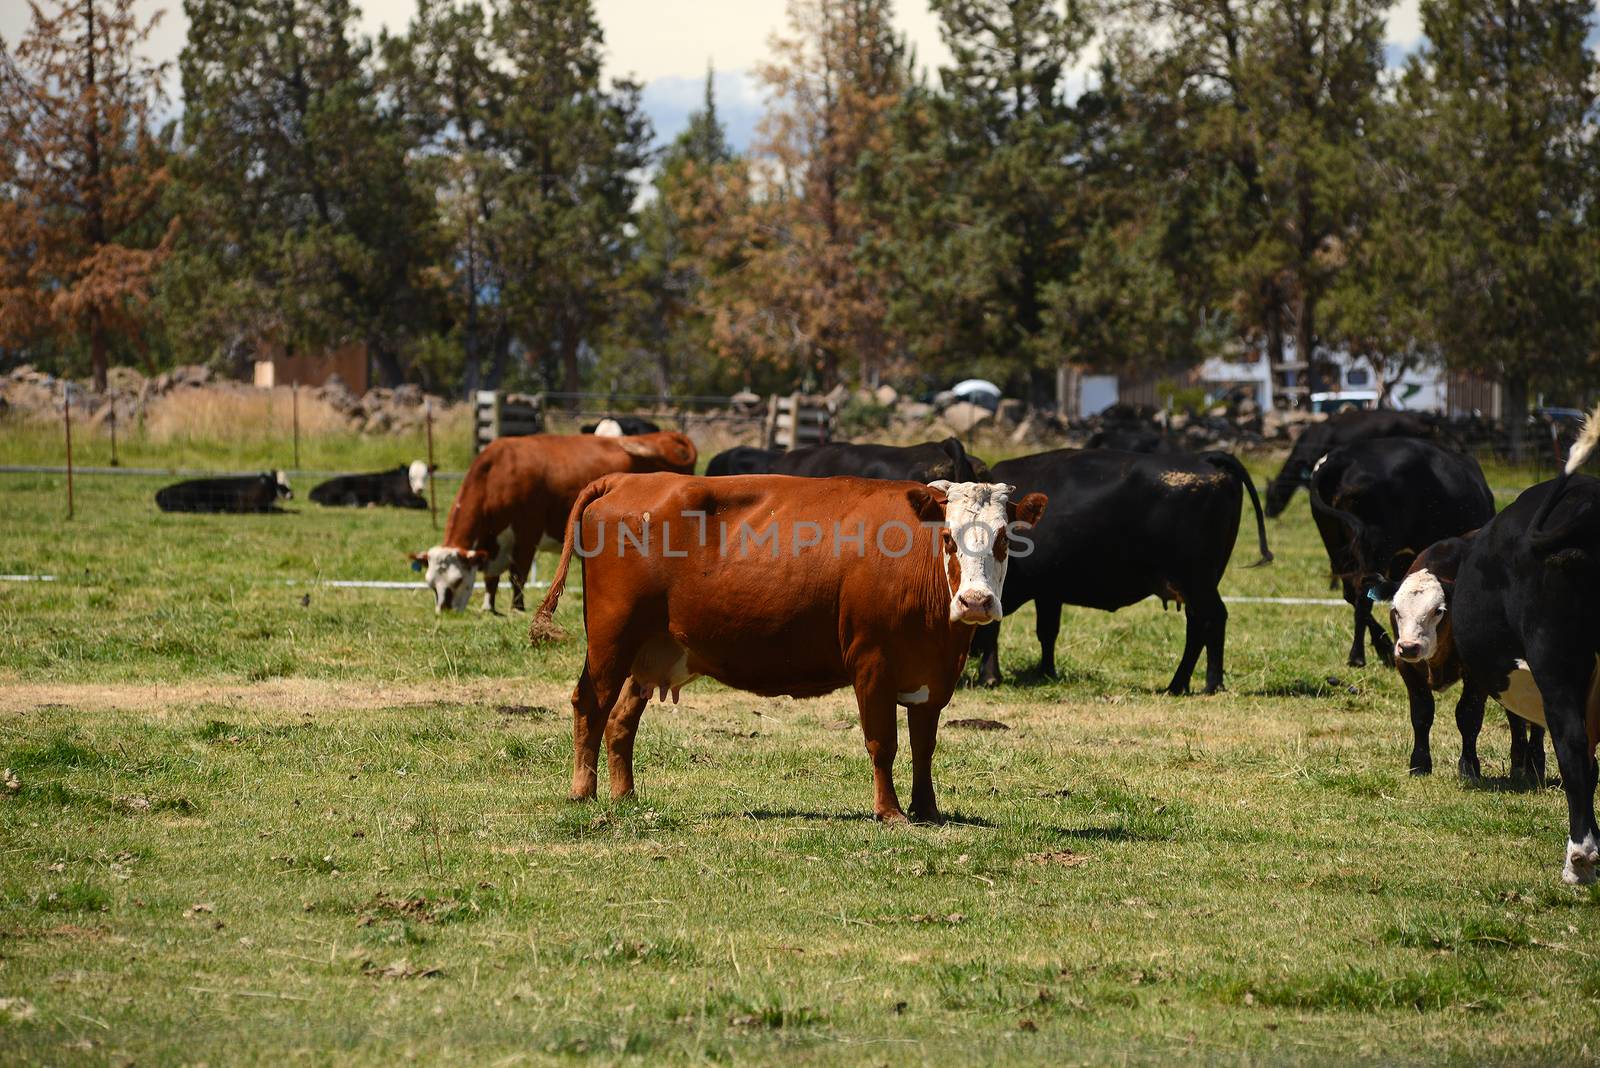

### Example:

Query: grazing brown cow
xmin=410 ymin=432 xmax=696 ymax=612
xmin=529 ymin=473 xmax=1047 ymax=822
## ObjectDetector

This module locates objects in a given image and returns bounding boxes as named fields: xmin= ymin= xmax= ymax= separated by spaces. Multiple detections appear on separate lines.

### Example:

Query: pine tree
xmin=0 ymin=0 xmax=175 ymax=390
xmin=874 ymin=0 xmax=1092 ymax=399
xmin=489 ymin=0 xmax=651 ymax=397
xmin=601 ymin=70 xmax=738 ymax=396
xmin=164 ymin=0 xmax=439 ymax=384
xmin=1402 ymin=0 xmax=1597 ymax=455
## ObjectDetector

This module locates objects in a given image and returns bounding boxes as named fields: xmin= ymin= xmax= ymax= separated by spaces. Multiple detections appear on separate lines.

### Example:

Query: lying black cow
xmin=971 ymin=449 xmax=1272 ymax=695
xmin=770 ymin=437 xmax=989 ymax=482
xmin=1309 ymin=437 xmax=1493 ymax=668
xmin=581 ymin=416 xmax=661 ymax=435
xmin=155 ymin=472 xmax=292 ymax=513
xmin=706 ymin=446 xmax=778 ymax=477
xmin=309 ymin=461 xmax=431 ymax=509
xmin=1265 ymin=409 xmax=1436 ymax=517
xmin=1380 ymin=533 xmax=1545 ymax=781
xmin=1443 ymin=409 xmax=1600 ymax=884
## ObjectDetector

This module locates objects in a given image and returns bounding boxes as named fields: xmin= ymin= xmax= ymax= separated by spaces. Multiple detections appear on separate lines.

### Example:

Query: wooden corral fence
xmin=764 ymin=393 xmax=834 ymax=450
xmin=474 ymin=390 xmax=544 ymax=452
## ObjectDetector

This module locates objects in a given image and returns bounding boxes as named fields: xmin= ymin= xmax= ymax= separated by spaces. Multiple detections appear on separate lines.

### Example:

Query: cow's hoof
xmin=1562 ymin=836 xmax=1599 ymax=885
xmin=876 ymin=809 xmax=910 ymax=826
xmin=979 ymin=675 xmax=1000 ymax=689
xmin=1166 ymin=683 xmax=1189 ymax=697
xmin=1408 ymin=762 xmax=1431 ymax=777
xmin=910 ymin=808 xmax=944 ymax=826
xmin=567 ymin=790 xmax=596 ymax=804
xmin=1457 ymin=758 xmax=1481 ymax=781
xmin=1347 ymin=656 xmax=1367 ymax=669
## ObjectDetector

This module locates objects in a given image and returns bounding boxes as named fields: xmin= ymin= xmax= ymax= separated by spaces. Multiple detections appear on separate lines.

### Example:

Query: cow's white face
xmin=928 ymin=480 xmax=1022 ymax=625
xmin=274 ymin=470 xmax=293 ymax=500
xmin=593 ymin=418 xmax=623 ymax=436
xmin=414 ymin=546 xmax=482 ymax=613
xmin=1391 ymin=568 xmax=1447 ymax=662
xmin=408 ymin=460 xmax=429 ymax=496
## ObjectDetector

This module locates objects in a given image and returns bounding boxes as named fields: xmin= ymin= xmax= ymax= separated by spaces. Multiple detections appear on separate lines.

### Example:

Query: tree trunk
xmin=1504 ymin=373 xmax=1529 ymax=464
xmin=560 ymin=333 xmax=581 ymax=403
xmin=370 ymin=341 xmax=404 ymax=388
xmin=90 ymin=320 xmax=108 ymax=393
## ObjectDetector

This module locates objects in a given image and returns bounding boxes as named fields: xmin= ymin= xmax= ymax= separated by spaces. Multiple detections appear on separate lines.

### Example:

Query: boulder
xmin=873 ymin=384 xmax=898 ymax=407
xmin=941 ymin=401 xmax=993 ymax=435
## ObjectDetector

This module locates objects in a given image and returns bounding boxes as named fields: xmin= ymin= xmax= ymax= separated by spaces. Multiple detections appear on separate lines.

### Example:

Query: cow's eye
xmin=1433 ymin=606 xmax=1446 ymax=617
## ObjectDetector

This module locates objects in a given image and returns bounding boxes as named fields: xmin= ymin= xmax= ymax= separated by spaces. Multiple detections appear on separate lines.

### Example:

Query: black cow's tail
xmin=1307 ymin=452 xmax=1376 ymax=585
xmin=1201 ymin=452 xmax=1273 ymax=566
xmin=1528 ymin=401 xmax=1600 ymax=551
xmin=528 ymin=476 xmax=613 ymax=646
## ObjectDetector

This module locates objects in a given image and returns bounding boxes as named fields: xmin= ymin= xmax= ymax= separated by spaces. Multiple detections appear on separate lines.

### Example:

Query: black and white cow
xmin=309 ymin=461 xmax=431 ymax=508
xmin=706 ymin=446 xmax=779 ymax=477
xmin=582 ymin=416 xmax=661 ymax=436
xmin=770 ymin=437 xmax=990 ymax=483
xmin=1265 ymin=409 xmax=1437 ymax=517
xmin=155 ymin=472 xmax=293 ymax=513
xmin=1381 ymin=533 xmax=1546 ymax=781
xmin=1308 ymin=437 xmax=1494 ymax=668
xmin=1438 ymin=409 xmax=1600 ymax=884
xmin=969 ymin=449 xmax=1272 ymax=695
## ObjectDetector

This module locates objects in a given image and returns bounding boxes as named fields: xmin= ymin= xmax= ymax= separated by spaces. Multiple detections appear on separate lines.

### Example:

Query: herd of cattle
xmin=152 ymin=407 xmax=1600 ymax=885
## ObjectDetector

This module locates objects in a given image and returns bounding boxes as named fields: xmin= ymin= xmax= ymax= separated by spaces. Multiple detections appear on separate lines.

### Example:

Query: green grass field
xmin=2 ymin=445 xmax=1597 ymax=1066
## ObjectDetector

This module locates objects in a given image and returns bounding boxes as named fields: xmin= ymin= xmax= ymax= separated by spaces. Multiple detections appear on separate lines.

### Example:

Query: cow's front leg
xmin=1035 ymin=600 xmax=1061 ymax=679
xmin=1347 ymin=600 xmax=1370 ymax=668
xmin=1400 ymin=663 xmax=1435 ymax=775
xmin=1453 ymin=685 xmax=1485 ymax=781
xmin=853 ymin=674 xmax=905 ymax=823
xmin=906 ymin=701 xmax=944 ymax=824
xmin=483 ymin=573 xmax=500 ymax=613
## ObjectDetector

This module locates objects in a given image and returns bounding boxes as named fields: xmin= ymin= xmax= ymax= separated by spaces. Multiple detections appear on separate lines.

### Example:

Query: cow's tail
xmin=1201 ymin=452 xmax=1273 ymax=566
xmin=528 ymin=476 xmax=612 ymax=646
xmin=1307 ymin=455 xmax=1377 ymax=586
xmin=1528 ymin=400 xmax=1600 ymax=550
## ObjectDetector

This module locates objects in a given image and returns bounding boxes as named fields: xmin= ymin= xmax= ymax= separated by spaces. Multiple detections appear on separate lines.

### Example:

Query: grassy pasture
xmin=2 ymin=452 xmax=1598 ymax=1065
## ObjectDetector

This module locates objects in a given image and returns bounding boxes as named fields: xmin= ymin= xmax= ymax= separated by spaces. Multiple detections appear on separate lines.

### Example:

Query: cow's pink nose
xmin=1396 ymin=640 xmax=1422 ymax=660
xmin=956 ymin=590 xmax=997 ymax=619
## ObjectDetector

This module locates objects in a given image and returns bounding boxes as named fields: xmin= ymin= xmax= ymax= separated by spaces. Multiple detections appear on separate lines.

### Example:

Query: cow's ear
xmin=1009 ymin=492 xmax=1046 ymax=528
xmin=941 ymin=437 xmax=966 ymax=461
xmin=1366 ymin=578 xmax=1400 ymax=602
xmin=906 ymin=486 xmax=947 ymax=523
xmin=461 ymin=549 xmax=490 ymax=566
xmin=408 ymin=551 xmax=427 ymax=572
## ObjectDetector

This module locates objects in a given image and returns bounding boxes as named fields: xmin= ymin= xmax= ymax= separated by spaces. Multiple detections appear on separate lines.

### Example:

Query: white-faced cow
xmin=155 ymin=472 xmax=292 ymax=513
xmin=1308 ymin=438 xmax=1493 ymax=668
xmin=1380 ymin=533 xmax=1545 ymax=781
xmin=969 ymin=449 xmax=1272 ymax=695
xmin=410 ymin=432 xmax=696 ymax=613
xmin=1442 ymin=406 xmax=1600 ymax=883
xmin=529 ymin=473 xmax=1046 ymax=822
xmin=310 ymin=461 xmax=431 ymax=509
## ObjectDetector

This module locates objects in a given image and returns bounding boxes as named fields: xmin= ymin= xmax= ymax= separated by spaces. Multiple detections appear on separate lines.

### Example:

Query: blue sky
xmin=0 ymin=1 xmax=1443 ymax=152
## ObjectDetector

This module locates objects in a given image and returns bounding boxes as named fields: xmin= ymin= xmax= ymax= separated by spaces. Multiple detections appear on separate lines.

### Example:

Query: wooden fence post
xmin=425 ymin=398 xmax=438 ymax=530
xmin=64 ymin=389 xmax=74 ymax=521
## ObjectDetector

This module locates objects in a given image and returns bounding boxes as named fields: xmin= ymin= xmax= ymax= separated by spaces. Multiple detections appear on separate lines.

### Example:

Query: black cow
xmin=770 ymin=437 xmax=990 ymax=483
xmin=1265 ymin=409 xmax=1436 ymax=517
xmin=1444 ymin=410 xmax=1600 ymax=884
xmin=1308 ymin=438 xmax=1493 ymax=668
xmin=971 ymin=449 xmax=1272 ymax=695
xmin=706 ymin=446 xmax=778 ymax=477
xmin=1085 ymin=425 xmax=1182 ymax=454
xmin=155 ymin=472 xmax=293 ymax=514
xmin=581 ymin=416 xmax=661 ymax=435
xmin=309 ymin=462 xmax=431 ymax=509
xmin=1380 ymin=533 xmax=1545 ymax=781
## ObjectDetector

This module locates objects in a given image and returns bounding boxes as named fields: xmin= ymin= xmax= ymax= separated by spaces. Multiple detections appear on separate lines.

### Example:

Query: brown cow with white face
xmin=529 ymin=473 xmax=1046 ymax=823
xmin=410 ymin=432 xmax=696 ymax=613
